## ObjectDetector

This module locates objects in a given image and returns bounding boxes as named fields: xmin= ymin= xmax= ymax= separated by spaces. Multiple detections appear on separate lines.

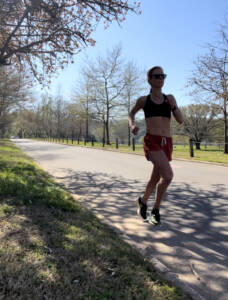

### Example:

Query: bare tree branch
xmin=0 ymin=0 xmax=140 ymax=84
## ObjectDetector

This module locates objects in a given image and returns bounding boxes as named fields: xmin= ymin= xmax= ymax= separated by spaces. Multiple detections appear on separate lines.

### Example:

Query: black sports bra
xmin=143 ymin=94 xmax=171 ymax=119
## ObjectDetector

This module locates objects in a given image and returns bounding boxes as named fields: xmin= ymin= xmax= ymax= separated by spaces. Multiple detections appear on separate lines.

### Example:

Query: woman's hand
xmin=131 ymin=125 xmax=139 ymax=135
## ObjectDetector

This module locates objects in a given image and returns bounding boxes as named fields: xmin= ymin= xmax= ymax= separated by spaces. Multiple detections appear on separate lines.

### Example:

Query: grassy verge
xmin=37 ymin=138 xmax=228 ymax=165
xmin=172 ymin=145 xmax=228 ymax=164
xmin=0 ymin=139 xmax=189 ymax=300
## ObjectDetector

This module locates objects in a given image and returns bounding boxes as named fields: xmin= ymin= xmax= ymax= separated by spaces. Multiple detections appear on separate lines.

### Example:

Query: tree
xmin=39 ymin=94 xmax=56 ymax=137
xmin=111 ymin=119 xmax=128 ymax=144
xmin=0 ymin=67 xmax=31 ymax=114
xmin=181 ymin=104 xmax=216 ymax=149
xmin=53 ymin=94 xmax=68 ymax=138
xmin=188 ymin=20 xmax=228 ymax=153
xmin=122 ymin=61 xmax=145 ymax=145
xmin=83 ymin=45 xmax=126 ymax=144
xmin=0 ymin=67 xmax=32 ymax=135
xmin=72 ymin=75 xmax=95 ymax=140
xmin=12 ymin=108 xmax=37 ymax=138
xmin=0 ymin=111 xmax=13 ymax=137
xmin=0 ymin=0 xmax=140 ymax=84
xmin=65 ymin=102 xmax=84 ymax=140
xmin=209 ymin=117 xmax=224 ymax=143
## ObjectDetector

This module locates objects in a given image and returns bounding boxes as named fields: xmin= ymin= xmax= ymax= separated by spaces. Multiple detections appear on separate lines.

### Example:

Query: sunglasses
xmin=151 ymin=74 xmax=167 ymax=79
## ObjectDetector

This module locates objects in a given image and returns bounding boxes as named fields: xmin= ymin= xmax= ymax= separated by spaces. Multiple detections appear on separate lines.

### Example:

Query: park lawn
xmin=172 ymin=145 xmax=228 ymax=164
xmin=41 ymin=138 xmax=228 ymax=165
xmin=0 ymin=139 xmax=189 ymax=300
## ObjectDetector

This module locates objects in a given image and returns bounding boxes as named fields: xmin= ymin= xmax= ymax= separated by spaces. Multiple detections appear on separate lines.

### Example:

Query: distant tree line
xmin=3 ymin=74 xmax=225 ymax=152
xmin=9 ymin=45 xmax=147 ymax=145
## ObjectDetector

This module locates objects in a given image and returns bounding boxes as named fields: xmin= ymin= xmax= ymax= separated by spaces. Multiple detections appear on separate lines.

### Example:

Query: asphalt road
xmin=13 ymin=139 xmax=228 ymax=300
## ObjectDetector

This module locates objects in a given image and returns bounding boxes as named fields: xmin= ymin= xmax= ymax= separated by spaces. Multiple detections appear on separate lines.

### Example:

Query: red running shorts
xmin=143 ymin=133 xmax=173 ymax=162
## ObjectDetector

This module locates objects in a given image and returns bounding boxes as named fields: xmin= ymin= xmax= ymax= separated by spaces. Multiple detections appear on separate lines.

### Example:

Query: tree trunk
xmin=128 ymin=125 xmax=131 ymax=146
xmin=85 ymin=117 xmax=88 ymax=142
xmin=127 ymin=94 xmax=131 ymax=146
xmin=103 ymin=120 xmax=105 ymax=144
xmin=224 ymin=110 xmax=228 ymax=154
xmin=85 ymin=98 xmax=89 ymax=141
xmin=105 ymin=103 xmax=110 ymax=144
xmin=105 ymin=120 xmax=110 ymax=145
xmin=79 ymin=122 xmax=82 ymax=140
xmin=71 ymin=128 xmax=74 ymax=143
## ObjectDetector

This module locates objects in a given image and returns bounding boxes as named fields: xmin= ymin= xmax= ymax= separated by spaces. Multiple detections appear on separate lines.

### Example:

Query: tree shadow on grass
xmin=53 ymin=168 xmax=228 ymax=300
xmin=1 ymin=204 xmax=176 ymax=300
xmin=0 ymin=182 xmax=185 ymax=298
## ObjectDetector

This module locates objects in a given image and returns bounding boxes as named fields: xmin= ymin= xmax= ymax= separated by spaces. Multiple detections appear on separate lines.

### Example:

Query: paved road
xmin=13 ymin=139 xmax=228 ymax=300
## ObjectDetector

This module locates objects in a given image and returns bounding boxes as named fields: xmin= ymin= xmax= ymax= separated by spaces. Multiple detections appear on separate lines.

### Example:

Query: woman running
xmin=128 ymin=66 xmax=184 ymax=225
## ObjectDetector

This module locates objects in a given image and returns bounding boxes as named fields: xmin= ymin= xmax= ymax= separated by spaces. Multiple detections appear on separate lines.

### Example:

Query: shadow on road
xmin=55 ymin=168 xmax=228 ymax=300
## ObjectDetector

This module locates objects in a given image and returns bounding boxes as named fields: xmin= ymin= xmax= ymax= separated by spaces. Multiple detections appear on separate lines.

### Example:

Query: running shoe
xmin=137 ymin=197 xmax=147 ymax=220
xmin=149 ymin=208 xmax=161 ymax=225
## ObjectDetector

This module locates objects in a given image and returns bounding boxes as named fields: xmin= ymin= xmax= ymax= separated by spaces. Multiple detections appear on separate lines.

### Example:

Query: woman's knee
xmin=162 ymin=172 xmax=173 ymax=185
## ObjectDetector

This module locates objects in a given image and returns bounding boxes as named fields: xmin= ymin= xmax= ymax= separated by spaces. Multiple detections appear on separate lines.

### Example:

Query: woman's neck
xmin=150 ymin=89 xmax=163 ymax=103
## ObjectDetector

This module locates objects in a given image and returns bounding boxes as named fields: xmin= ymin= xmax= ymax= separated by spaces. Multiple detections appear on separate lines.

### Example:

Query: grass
xmin=38 ymin=137 xmax=228 ymax=165
xmin=172 ymin=145 xmax=228 ymax=164
xmin=0 ymin=139 xmax=190 ymax=300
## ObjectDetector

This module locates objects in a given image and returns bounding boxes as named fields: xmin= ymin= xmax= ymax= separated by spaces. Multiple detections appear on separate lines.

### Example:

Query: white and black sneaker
xmin=148 ymin=208 xmax=161 ymax=225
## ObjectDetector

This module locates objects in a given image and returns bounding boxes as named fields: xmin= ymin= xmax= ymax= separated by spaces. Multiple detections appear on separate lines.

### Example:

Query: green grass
xmin=172 ymin=145 xmax=228 ymax=164
xmin=0 ymin=139 xmax=189 ymax=300
xmin=39 ymin=137 xmax=228 ymax=165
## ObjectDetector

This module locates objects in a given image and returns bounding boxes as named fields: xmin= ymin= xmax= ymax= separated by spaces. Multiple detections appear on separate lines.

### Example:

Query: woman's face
xmin=149 ymin=68 xmax=165 ymax=89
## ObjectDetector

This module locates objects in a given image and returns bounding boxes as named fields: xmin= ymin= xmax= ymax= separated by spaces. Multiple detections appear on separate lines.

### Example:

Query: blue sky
xmin=36 ymin=0 xmax=228 ymax=106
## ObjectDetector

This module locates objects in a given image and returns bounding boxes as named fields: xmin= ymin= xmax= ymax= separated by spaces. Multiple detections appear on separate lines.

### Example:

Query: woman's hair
xmin=147 ymin=66 xmax=163 ymax=82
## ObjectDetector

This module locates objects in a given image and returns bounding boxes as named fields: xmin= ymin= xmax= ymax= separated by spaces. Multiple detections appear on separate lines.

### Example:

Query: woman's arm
xmin=128 ymin=96 xmax=145 ymax=135
xmin=167 ymin=94 xmax=184 ymax=124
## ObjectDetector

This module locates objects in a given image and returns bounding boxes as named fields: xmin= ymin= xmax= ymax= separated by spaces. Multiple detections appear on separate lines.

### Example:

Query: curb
xmin=95 ymin=222 xmax=206 ymax=300
xmin=146 ymin=256 xmax=206 ymax=300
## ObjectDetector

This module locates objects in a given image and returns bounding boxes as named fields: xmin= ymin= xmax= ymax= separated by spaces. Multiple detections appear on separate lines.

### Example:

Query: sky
xmin=35 ymin=0 xmax=228 ymax=106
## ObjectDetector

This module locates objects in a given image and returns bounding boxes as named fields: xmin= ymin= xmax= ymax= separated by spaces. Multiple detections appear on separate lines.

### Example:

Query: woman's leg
xmin=148 ymin=150 xmax=173 ymax=210
xmin=142 ymin=165 xmax=160 ymax=204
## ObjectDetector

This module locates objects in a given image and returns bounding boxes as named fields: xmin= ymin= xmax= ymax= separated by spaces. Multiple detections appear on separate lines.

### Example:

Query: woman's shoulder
xmin=136 ymin=95 xmax=148 ymax=108
xmin=163 ymin=94 xmax=177 ymax=110
xmin=164 ymin=94 xmax=176 ymax=101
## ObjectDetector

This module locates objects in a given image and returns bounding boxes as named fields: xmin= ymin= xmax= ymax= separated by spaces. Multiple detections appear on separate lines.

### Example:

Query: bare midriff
xmin=145 ymin=116 xmax=171 ymax=137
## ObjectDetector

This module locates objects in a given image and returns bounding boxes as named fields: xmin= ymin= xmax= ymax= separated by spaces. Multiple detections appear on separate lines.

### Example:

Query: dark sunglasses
xmin=151 ymin=74 xmax=167 ymax=79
